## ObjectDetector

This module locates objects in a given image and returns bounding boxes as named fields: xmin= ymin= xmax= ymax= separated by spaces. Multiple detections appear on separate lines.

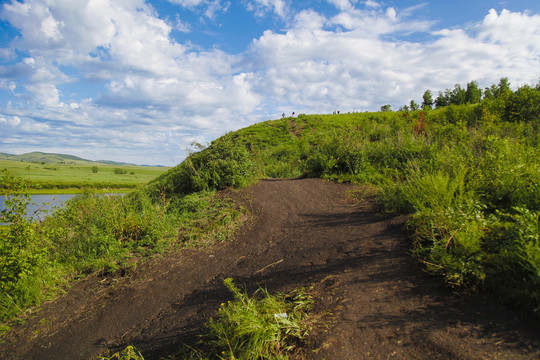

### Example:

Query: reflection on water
xmin=0 ymin=194 xmax=78 ymax=222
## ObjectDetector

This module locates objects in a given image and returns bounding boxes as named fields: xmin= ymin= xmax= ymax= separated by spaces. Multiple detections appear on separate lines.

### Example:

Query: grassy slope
xmin=230 ymin=112 xmax=396 ymax=178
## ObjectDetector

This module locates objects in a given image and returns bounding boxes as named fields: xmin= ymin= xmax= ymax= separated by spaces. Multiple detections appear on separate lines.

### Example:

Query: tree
xmin=435 ymin=92 xmax=449 ymax=108
xmin=91 ymin=166 xmax=99 ymax=173
xmin=399 ymin=105 xmax=409 ymax=112
xmin=465 ymin=81 xmax=482 ymax=104
xmin=409 ymin=100 xmax=420 ymax=111
xmin=486 ymin=77 xmax=512 ymax=99
xmin=380 ymin=104 xmax=392 ymax=112
xmin=449 ymin=84 xmax=466 ymax=105
xmin=497 ymin=77 xmax=511 ymax=97
xmin=504 ymin=85 xmax=540 ymax=123
xmin=421 ymin=90 xmax=434 ymax=109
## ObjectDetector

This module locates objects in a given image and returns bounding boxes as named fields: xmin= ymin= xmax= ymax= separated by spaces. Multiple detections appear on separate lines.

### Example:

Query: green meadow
xmin=0 ymin=159 xmax=170 ymax=192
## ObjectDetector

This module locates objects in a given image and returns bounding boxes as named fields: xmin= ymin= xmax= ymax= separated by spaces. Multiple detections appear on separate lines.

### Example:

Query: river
xmin=0 ymin=194 xmax=78 ymax=222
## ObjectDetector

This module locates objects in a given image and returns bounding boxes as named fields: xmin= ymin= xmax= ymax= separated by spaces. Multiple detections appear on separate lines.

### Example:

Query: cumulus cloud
xmin=0 ymin=0 xmax=262 ymax=164
xmin=293 ymin=9 xmax=327 ymax=30
xmin=246 ymin=6 xmax=540 ymax=115
xmin=327 ymin=0 xmax=355 ymax=12
xmin=364 ymin=0 xmax=380 ymax=8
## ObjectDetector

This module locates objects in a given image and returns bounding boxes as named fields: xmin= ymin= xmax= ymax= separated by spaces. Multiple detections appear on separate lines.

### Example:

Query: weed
xmin=182 ymin=278 xmax=313 ymax=359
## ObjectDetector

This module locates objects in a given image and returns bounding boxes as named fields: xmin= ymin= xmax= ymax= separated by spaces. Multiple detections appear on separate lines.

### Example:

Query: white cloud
xmin=327 ymin=0 xmax=355 ymax=12
xmin=246 ymin=0 xmax=289 ymax=18
xmin=386 ymin=7 xmax=397 ymax=21
xmin=173 ymin=15 xmax=191 ymax=32
xmin=364 ymin=0 xmax=379 ymax=8
xmin=167 ymin=0 xmax=228 ymax=19
xmin=0 ymin=115 xmax=21 ymax=126
xmin=246 ymin=6 xmax=540 ymax=116
xmin=169 ymin=0 xmax=205 ymax=6
xmin=293 ymin=9 xmax=326 ymax=30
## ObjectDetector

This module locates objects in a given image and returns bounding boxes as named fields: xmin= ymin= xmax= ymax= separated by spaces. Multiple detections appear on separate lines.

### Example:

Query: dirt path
xmin=2 ymin=178 xmax=539 ymax=359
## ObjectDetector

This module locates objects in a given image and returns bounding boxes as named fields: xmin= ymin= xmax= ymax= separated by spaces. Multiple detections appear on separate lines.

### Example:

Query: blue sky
xmin=1 ymin=0 xmax=540 ymax=166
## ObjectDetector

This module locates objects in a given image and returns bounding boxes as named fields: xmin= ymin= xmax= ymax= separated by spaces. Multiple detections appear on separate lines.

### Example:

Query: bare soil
xmin=2 ymin=178 xmax=539 ymax=359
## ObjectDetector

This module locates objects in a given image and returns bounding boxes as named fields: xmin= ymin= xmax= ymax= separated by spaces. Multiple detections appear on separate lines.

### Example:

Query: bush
xmin=0 ymin=170 xmax=48 ymax=321
xmin=484 ymin=208 xmax=540 ymax=313
xmin=148 ymin=134 xmax=257 ymax=197
xmin=191 ymin=278 xmax=312 ymax=359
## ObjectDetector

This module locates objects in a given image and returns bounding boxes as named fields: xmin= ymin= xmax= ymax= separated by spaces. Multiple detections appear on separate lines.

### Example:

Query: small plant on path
xmin=186 ymin=278 xmax=313 ymax=359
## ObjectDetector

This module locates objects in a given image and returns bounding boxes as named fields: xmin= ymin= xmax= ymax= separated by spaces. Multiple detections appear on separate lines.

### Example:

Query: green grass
xmin=100 ymin=346 xmax=145 ymax=360
xmin=168 ymin=278 xmax=313 ymax=360
xmin=0 ymin=159 xmax=169 ymax=191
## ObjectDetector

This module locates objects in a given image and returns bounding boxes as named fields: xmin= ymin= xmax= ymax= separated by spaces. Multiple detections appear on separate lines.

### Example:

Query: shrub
xmin=148 ymin=134 xmax=257 ymax=197
xmin=484 ymin=208 xmax=540 ymax=313
xmin=0 ymin=170 xmax=48 ymax=321
xmin=191 ymin=278 xmax=312 ymax=359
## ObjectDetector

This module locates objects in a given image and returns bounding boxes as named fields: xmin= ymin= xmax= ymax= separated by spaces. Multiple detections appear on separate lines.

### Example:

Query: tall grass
xmin=148 ymin=134 xmax=258 ymax=197
xmin=296 ymin=112 xmax=540 ymax=313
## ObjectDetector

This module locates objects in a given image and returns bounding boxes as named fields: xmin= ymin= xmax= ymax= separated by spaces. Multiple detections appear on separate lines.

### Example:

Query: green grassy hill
xmin=149 ymin=83 xmax=540 ymax=316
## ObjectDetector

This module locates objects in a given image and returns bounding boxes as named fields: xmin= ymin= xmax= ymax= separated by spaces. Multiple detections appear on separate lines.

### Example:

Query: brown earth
xmin=1 ymin=178 xmax=539 ymax=359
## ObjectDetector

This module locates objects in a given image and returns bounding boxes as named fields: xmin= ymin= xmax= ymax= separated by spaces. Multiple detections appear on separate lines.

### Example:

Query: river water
xmin=0 ymin=194 xmax=77 ymax=222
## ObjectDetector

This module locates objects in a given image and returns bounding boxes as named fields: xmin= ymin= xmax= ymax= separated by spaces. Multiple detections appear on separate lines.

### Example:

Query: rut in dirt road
xmin=2 ymin=178 xmax=539 ymax=360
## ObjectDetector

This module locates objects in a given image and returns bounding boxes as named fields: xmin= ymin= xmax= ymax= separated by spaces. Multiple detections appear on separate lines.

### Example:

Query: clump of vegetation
xmin=0 ymin=170 xmax=49 ymax=321
xmin=101 ymin=279 xmax=313 ymax=360
xmin=148 ymin=134 xmax=258 ymax=198
xmin=100 ymin=345 xmax=145 ymax=360
xmin=183 ymin=278 xmax=313 ymax=360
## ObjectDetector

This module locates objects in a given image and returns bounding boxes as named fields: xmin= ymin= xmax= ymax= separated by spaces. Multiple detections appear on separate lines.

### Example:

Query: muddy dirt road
xmin=2 ymin=178 xmax=539 ymax=359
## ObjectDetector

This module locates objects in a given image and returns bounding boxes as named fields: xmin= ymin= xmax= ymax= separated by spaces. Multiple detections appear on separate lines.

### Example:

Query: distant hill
xmin=0 ymin=151 xmax=136 ymax=166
